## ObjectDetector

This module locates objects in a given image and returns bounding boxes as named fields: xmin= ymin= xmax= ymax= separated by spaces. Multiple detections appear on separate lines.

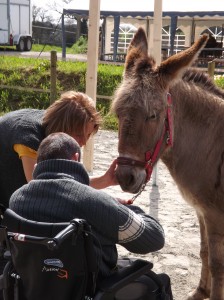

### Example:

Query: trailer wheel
xmin=16 ymin=38 xmax=25 ymax=52
xmin=25 ymin=37 xmax=32 ymax=51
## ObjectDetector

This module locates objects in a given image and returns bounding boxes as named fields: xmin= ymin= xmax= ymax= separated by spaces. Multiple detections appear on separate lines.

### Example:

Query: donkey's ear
xmin=124 ymin=27 xmax=148 ymax=75
xmin=158 ymin=34 xmax=209 ymax=84
xmin=128 ymin=27 xmax=148 ymax=54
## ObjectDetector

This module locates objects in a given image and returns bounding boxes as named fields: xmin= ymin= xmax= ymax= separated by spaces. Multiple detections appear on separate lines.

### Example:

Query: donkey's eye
xmin=146 ymin=111 xmax=157 ymax=121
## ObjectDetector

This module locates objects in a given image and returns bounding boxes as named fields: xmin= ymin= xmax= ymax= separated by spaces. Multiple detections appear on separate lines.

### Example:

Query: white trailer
xmin=0 ymin=0 xmax=32 ymax=51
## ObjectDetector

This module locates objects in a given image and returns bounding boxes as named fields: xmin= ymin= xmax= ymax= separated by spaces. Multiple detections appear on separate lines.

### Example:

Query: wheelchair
xmin=0 ymin=209 xmax=171 ymax=300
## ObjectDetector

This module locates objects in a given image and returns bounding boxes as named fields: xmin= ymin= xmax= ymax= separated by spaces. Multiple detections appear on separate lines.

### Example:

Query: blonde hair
xmin=42 ymin=91 xmax=102 ymax=137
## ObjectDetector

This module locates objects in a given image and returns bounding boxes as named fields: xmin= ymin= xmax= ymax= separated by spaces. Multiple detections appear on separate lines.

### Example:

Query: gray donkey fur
xmin=112 ymin=27 xmax=224 ymax=300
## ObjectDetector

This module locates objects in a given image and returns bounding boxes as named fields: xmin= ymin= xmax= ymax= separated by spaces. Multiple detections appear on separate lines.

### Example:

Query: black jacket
xmin=0 ymin=109 xmax=45 ymax=206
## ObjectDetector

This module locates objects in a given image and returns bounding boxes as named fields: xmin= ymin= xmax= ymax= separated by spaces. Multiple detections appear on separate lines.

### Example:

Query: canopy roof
xmin=63 ymin=0 xmax=224 ymax=18
xmin=64 ymin=9 xmax=224 ymax=18
xmin=62 ymin=0 xmax=224 ymax=63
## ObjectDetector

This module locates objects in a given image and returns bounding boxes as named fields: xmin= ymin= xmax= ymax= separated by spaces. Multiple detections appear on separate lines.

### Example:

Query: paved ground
xmin=91 ymin=130 xmax=201 ymax=300
xmin=0 ymin=49 xmax=87 ymax=62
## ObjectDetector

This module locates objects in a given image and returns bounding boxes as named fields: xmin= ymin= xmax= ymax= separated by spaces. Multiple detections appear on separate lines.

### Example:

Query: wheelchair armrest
xmin=94 ymin=259 xmax=153 ymax=299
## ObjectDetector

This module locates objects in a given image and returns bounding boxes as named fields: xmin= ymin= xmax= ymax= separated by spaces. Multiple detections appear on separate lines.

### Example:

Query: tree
xmin=32 ymin=5 xmax=41 ymax=23
xmin=32 ymin=5 xmax=54 ymax=23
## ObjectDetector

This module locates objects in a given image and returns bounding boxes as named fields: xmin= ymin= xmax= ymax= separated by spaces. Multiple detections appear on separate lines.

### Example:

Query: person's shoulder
xmin=12 ymin=109 xmax=44 ymax=131
xmin=9 ymin=183 xmax=27 ymax=207
xmin=19 ymin=109 xmax=44 ymax=121
xmin=0 ymin=109 xmax=44 ymax=123
xmin=11 ymin=109 xmax=45 ymax=149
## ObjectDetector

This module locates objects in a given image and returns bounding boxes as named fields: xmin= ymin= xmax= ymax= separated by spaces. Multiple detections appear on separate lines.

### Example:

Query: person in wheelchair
xmin=0 ymin=90 xmax=118 ymax=209
xmin=9 ymin=132 xmax=173 ymax=299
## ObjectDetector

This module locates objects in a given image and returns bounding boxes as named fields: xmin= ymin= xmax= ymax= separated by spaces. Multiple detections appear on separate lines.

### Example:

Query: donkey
xmin=112 ymin=27 xmax=224 ymax=300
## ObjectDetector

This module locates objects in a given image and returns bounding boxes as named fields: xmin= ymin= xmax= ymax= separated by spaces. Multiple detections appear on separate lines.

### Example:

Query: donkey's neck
xmin=161 ymin=78 xmax=224 ymax=190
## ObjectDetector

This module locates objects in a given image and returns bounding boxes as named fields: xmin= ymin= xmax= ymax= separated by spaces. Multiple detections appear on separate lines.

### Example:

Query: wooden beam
xmin=151 ymin=0 xmax=163 ymax=186
xmin=83 ymin=0 xmax=101 ymax=173
xmin=151 ymin=0 xmax=163 ymax=64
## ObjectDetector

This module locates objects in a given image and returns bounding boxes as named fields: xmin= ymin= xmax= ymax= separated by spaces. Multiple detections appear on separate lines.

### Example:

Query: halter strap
xmin=116 ymin=157 xmax=146 ymax=168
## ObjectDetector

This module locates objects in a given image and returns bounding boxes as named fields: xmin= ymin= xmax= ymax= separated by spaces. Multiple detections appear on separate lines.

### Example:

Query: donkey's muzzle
xmin=115 ymin=161 xmax=146 ymax=194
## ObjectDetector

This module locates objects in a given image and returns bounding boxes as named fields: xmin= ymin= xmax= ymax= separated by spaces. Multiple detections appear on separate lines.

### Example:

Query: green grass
xmin=31 ymin=44 xmax=76 ymax=54
xmin=0 ymin=55 xmax=49 ymax=69
xmin=0 ymin=36 xmax=87 ymax=55
xmin=0 ymin=44 xmax=78 ymax=55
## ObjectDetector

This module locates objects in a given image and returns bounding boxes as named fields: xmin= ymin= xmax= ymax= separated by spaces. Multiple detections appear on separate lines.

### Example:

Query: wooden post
xmin=50 ymin=50 xmax=57 ymax=104
xmin=208 ymin=61 xmax=215 ymax=79
xmin=83 ymin=0 xmax=100 ymax=173
xmin=151 ymin=0 xmax=163 ymax=187
xmin=149 ymin=0 xmax=162 ymax=63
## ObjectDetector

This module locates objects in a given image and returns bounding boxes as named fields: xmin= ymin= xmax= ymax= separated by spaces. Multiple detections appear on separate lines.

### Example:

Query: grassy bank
xmin=0 ymin=55 xmax=124 ymax=130
xmin=1 ymin=54 xmax=224 ymax=130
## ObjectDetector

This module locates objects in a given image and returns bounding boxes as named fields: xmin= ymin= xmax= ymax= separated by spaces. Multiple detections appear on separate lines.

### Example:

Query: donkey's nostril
xmin=127 ymin=174 xmax=135 ymax=187
xmin=116 ymin=170 xmax=135 ymax=189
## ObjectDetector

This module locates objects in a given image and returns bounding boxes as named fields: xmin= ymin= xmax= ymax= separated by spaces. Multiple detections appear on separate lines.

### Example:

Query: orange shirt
xmin=14 ymin=144 xmax=37 ymax=159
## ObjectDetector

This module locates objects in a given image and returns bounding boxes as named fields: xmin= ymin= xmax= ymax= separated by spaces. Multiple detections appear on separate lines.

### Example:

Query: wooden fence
xmin=0 ymin=51 xmax=113 ymax=103
xmin=0 ymin=52 xmax=222 ymax=103
xmin=207 ymin=59 xmax=224 ymax=78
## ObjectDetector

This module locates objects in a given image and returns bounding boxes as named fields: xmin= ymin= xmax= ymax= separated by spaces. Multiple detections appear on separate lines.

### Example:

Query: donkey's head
xmin=112 ymin=27 xmax=208 ymax=193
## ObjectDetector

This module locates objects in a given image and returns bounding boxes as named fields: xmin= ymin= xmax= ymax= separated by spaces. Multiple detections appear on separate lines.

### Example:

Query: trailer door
xmin=0 ymin=0 xmax=9 ymax=44
xmin=10 ymin=3 xmax=30 ymax=35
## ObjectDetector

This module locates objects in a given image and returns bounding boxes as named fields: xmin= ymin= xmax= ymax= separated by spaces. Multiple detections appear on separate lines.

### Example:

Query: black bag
xmin=114 ymin=258 xmax=173 ymax=300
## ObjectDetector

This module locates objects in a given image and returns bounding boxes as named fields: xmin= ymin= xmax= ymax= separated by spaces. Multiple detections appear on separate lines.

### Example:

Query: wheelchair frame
xmin=0 ymin=209 xmax=170 ymax=300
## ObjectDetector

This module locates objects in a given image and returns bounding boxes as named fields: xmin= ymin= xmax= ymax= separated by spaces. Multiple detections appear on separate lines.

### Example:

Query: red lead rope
xmin=117 ymin=92 xmax=173 ymax=183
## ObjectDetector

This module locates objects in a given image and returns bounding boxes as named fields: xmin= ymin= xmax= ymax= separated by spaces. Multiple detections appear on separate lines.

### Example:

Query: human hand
xmin=89 ymin=159 xmax=118 ymax=189
xmin=102 ymin=159 xmax=118 ymax=187
xmin=116 ymin=198 xmax=133 ymax=205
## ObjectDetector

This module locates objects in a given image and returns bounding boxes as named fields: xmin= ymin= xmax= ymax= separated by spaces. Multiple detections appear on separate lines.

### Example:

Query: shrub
xmin=214 ymin=75 xmax=224 ymax=89
xmin=71 ymin=36 xmax=88 ymax=54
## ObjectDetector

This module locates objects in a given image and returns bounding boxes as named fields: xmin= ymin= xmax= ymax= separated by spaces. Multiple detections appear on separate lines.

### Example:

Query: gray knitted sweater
xmin=9 ymin=159 xmax=165 ymax=277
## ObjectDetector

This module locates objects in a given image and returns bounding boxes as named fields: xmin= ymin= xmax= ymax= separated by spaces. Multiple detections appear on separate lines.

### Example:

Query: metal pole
xmin=113 ymin=16 xmax=120 ymax=62
xmin=62 ymin=11 xmax=66 ymax=61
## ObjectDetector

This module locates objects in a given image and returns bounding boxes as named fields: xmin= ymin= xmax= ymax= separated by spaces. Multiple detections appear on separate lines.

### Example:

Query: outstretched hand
xmin=103 ymin=159 xmax=118 ymax=187
xmin=89 ymin=159 xmax=118 ymax=189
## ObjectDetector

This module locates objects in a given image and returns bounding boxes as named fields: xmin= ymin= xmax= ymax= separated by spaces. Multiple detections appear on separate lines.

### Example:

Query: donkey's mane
xmin=112 ymin=67 xmax=224 ymax=116
xmin=182 ymin=68 xmax=224 ymax=99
